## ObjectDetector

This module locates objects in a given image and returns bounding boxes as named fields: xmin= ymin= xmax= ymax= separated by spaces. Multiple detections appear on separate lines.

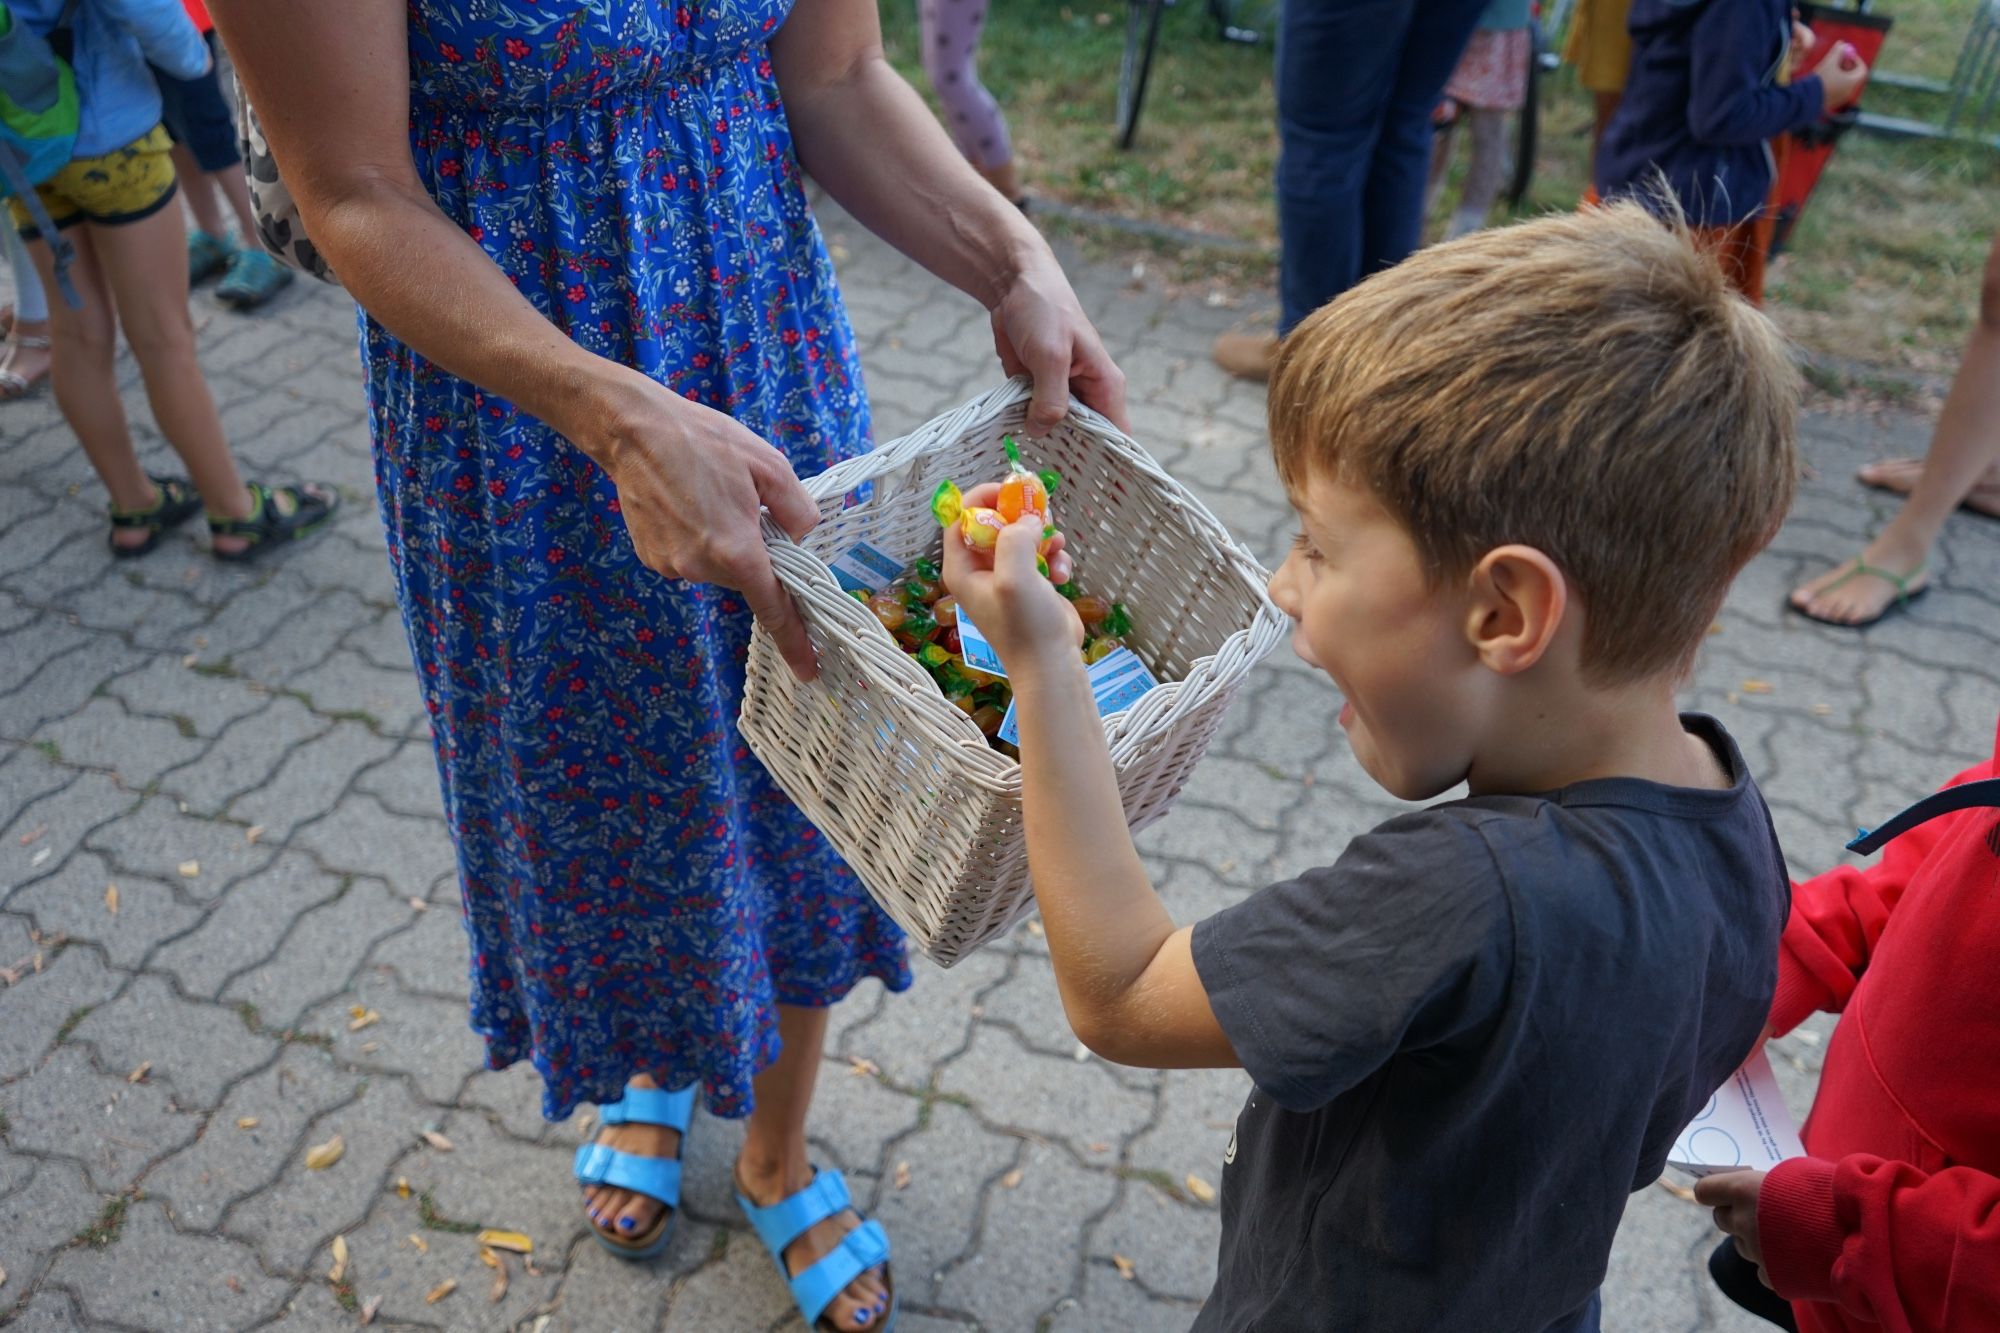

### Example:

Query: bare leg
xmin=736 ymin=1005 xmax=891 ymax=1330
xmin=81 ymin=207 xmax=255 ymax=542
xmin=23 ymin=230 xmax=156 ymax=520
xmin=1792 ymin=229 xmax=2000 ymax=623
xmin=171 ymin=142 xmax=230 ymax=240
xmin=579 ymin=1071 xmax=683 ymax=1235
xmin=214 ymin=162 xmax=259 ymax=241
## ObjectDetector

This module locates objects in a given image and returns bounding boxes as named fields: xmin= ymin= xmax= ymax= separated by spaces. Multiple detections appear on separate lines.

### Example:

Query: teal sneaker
xmin=188 ymin=230 xmax=235 ymax=285
xmin=215 ymin=248 xmax=294 ymax=310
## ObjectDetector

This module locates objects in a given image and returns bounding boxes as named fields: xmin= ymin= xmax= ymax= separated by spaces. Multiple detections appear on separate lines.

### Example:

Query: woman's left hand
xmin=992 ymin=254 xmax=1130 ymax=437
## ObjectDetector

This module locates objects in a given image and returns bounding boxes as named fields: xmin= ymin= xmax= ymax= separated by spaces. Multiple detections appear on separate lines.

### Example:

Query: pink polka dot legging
xmin=918 ymin=0 xmax=1013 ymax=170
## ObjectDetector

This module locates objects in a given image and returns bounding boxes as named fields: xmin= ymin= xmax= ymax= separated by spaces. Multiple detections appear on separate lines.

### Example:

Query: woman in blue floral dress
xmin=214 ymin=1 xmax=1126 ymax=1326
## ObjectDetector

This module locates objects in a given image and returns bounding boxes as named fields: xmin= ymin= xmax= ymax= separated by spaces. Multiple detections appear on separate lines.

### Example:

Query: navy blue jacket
xmin=1594 ymin=0 xmax=1825 ymax=226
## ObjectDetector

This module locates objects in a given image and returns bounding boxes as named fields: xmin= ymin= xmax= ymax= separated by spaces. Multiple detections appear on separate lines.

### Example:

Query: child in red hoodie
xmin=1695 ymin=717 xmax=2000 ymax=1332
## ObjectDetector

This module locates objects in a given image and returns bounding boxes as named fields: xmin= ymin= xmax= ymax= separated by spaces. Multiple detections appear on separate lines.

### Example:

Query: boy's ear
xmin=1462 ymin=545 xmax=1569 ymax=676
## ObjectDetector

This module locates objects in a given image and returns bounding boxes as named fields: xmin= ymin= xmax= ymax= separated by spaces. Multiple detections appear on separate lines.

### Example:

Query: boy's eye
xmin=1291 ymin=532 xmax=1323 ymax=562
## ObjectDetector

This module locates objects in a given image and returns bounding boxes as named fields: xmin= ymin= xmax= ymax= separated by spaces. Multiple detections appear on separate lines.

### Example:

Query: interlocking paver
xmin=5 ymin=194 xmax=1999 ymax=1333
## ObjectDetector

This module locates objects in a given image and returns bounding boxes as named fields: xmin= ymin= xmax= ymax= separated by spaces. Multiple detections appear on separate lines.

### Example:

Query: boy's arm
xmin=1685 ymin=5 xmax=1823 ymax=146
xmin=1008 ymin=641 xmax=1240 ymax=1069
xmin=98 ymin=0 xmax=210 ymax=81
xmin=1770 ymin=738 xmax=1999 ymax=1036
xmin=1758 ymin=1155 xmax=2000 ymax=1329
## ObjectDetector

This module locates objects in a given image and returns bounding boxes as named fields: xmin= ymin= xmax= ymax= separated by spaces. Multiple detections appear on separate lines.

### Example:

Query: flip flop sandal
xmin=208 ymin=481 xmax=340 ymax=563
xmin=572 ymin=1083 xmax=697 ymax=1261
xmin=736 ymin=1167 xmax=896 ymax=1332
xmin=109 ymin=476 xmax=204 ymax=559
xmin=0 ymin=333 xmax=52 ymax=402
xmin=1789 ymin=559 xmax=1928 ymax=629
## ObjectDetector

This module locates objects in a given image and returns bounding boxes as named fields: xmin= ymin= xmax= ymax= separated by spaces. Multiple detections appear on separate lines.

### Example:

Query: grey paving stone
xmin=7 ymin=854 xmax=200 ymax=973
xmin=866 ymin=1101 xmax=1016 ymax=1304
xmin=936 ymin=1028 xmax=1152 ymax=1157
xmin=160 ymin=695 xmax=329 ymax=818
xmin=351 ymin=738 xmax=446 ymax=821
xmin=222 ymin=876 xmax=420 ymax=1031
xmin=0 ymin=945 xmax=121 ymax=1082
xmin=1 ymin=771 xmax=135 ymax=901
xmin=286 ymin=648 xmax=429 ymax=740
xmin=31 ymin=698 xmax=208 ymax=791
xmin=1088 ymin=1180 xmax=1219 ymax=1306
xmin=0 ymin=1289 xmax=89 ymax=1332
xmin=0 ymin=1160 xmax=102 ymax=1303
xmin=288 ymin=792 xmax=457 ymax=900
xmin=299 ymin=970 xmax=482 ymax=1108
xmin=934 ymin=1139 xmax=1117 ymax=1331
xmin=367 ymin=900 xmax=470 ymax=999
xmin=70 ymin=974 xmax=280 ymax=1112
xmin=149 ymin=850 xmax=346 ymax=1000
xmin=1134 ymin=801 xmax=1282 ymax=889
xmin=659 ymin=1227 xmax=799 ymax=1332
xmin=146 ymin=1045 xmax=360 ymax=1232
xmin=223 ymin=1075 xmax=430 ymax=1274
xmin=549 ymin=1226 xmax=699 ymax=1333
xmin=2 ymin=1045 xmax=202 ymax=1193
xmin=835 ymin=950 xmax=1007 ymax=1091
xmin=456 ymin=1061 xmax=551 ymax=1145
xmin=50 ymin=1200 xmax=291 ymax=1331
xmin=408 ymin=1110 xmax=583 ymax=1272
xmin=802 ymin=1056 xmax=923 ymax=1178
xmin=103 ymin=652 xmax=270 ymax=741
xmin=0 ymin=638 xmax=151 ymax=743
xmin=81 ymin=795 xmax=277 ymax=906
xmin=223 ymin=721 xmax=401 ymax=843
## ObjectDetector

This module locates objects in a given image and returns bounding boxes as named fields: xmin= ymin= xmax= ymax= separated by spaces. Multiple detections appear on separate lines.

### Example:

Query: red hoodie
xmin=1757 ymin=717 xmax=2000 ymax=1332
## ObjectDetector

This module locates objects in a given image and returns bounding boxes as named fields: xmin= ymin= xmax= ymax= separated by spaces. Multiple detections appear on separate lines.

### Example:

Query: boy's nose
xmin=1267 ymin=554 xmax=1300 ymax=618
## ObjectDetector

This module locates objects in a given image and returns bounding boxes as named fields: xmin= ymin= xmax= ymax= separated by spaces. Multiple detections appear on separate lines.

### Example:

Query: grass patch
xmin=1116 ymin=1164 xmax=1188 ymax=1203
xmin=55 ymin=1006 xmax=92 ymax=1043
xmin=282 ymin=1028 xmax=335 ymax=1050
xmin=237 ymin=1001 xmax=261 ymax=1032
xmin=879 ymin=0 xmax=2000 ymax=372
xmin=170 ymin=714 xmax=199 ymax=740
xmin=417 ymin=1190 xmax=482 ymax=1235
xmin=189 ymin=656 xmax=237 ymax=679
xmin=330 ymin=1281 xmax=358 ymax=1313
xmin=0 ymin=1105 xmax=11 ymax=1137
xmin=710 ymin=1228 xmax=731 ymax=1261
xmin=73 ymin=1194 xmax=130 ymax=1248
xmin=31 ymin=740 xmax=60 ymax=763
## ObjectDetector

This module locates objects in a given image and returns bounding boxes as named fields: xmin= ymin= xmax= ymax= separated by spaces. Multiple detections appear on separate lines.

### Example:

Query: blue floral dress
xmin=361 ymin=0 xmax=911 ymax=1123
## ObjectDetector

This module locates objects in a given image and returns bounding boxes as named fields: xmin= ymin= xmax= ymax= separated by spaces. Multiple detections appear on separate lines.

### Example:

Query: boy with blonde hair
xmin=943 ymin=202 xmax=1800 ymax=1331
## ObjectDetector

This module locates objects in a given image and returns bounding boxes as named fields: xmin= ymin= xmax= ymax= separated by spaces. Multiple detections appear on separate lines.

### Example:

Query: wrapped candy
xmin=932 ymin=437 xmax=1064 ymax=574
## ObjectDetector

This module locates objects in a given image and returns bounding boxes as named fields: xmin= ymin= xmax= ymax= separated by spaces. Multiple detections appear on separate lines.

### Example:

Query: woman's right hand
xmin=595 ymin=377 xmax=825 ymax=681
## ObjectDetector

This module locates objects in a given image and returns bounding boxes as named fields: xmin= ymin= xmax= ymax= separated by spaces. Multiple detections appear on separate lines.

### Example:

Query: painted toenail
xmin=618 ymin=1216 xmax=635 ymax=1230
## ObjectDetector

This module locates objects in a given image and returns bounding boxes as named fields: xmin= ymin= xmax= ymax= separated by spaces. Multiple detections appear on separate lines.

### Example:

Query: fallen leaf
xmin=178 ymin=860 xmax=200 ymax=878
xmin=0 ymin=1263 xmax=7 ymax=1289
xmin=182 ymin=653 xmax=199 ymax=668
xmin=224 ymin=1275 xmax=242 ymax=1293
xmin=236 ymin=1117 xmax=258 ymax=1130
xmin=1072 ymin=1042 xmax=1091 ymax=1063
xmin=1811 ymin=703 xmax=1833 ymax=716
xmin=407 ymin=1233 xmax=428 ymax=1254
xmin=245 ymin=825 xmax=264 ymax=845
xmin=848 ymin=1056 xmax=880 ymax=1078
xmin=489 ymin=1253 xmax=509 ymax=1304
xmin=477 ymin=1246 xmax=500 ymax=1269
xmin=1726 ymin=691 xmax=1740 ymax=706
xmin=530 ymin=1316 xmax=551 ymax=1333
xmin=347 ymin=1009 xmax=381 ymax=1032
xmin=1000 ymin=1169 xmax=1023 ymax=1189
xmin=1708 ymin=622 xmax=1724 ymax=636
xmin=16 ymin=824 xmax=46 ymax=846
xmin=126 ymin=1061 xmax=151 ymax=1084
xmin=1741 ymin=679 xmax=1774 ymax=695
xmin=359 ymin=1041 xmax=379 ymax=1055
xmin=359 ymin=1294 xmax=382 ymax=1325
xmin=421 ymin=1130 xmax=454 ymax=1152
xmin=408 ymin=897 xmax=428 ymax=912
xmin=523 ymin=1257 xmax=542 ymax=1277
xmin=327 ymin=1235 xmax=349 ymax=1283
xmin=1185 ymin=1174 xmax=1216 ymax=1204
xmin=477 ymin=1229 xmax=533 ymax=1254
xmin=1087 ymin=1143 xmax=1110 ymax=1154
xmin=1024 ymin=919 xmax=1044 ymax=937
xmin=1111 ymin=1254 xmax=1136 ymax=1281
xmin=893 ymin=1160 xmax=911 ymax=1190
xmin=104 ymin=883 xmax=118 ymax=915
xmin=424 ymin=1279 xmax=457 ymax=1305
xmin=1655 ymin=1177 xmax=1697 ymax=1203
xmin=304 ymin=1134 xmax=345 ymax=1170
xmin=1793 ymin=1028 xmax=1823 ymax=1047
xmin=29 ymin=847 xmax=50 ymax=868
xmin=395 ymin=1176 xmax=411 ymax=1199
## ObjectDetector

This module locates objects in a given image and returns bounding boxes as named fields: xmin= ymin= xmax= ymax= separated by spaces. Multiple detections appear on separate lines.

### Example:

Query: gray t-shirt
xmin=1189 ymin=715 xmax=1785 ymax=1332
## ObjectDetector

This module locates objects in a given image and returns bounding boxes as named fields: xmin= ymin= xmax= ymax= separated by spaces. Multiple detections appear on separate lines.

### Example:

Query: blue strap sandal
xmin=736 ymin=1167 xmax=896 ymax=1332
xmin=572 ymin=1083 xmax=697 ymax=1261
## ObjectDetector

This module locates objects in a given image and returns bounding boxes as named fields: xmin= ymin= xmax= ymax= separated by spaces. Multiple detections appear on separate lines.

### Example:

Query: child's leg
xmin=0 ymin=228 xmax=52 ymax=398
xmin=82 ymin=206 xmax=254 ymax=525
xmin=170 ymin=142 xmax=230 ymax=240
xmin=917 ymin=0 xmax=1014 ymax=174
xmin=21 ymin=228 xmax=157 ymax=514
xmin=1447 ymin=107 xmax=1508 ymax=239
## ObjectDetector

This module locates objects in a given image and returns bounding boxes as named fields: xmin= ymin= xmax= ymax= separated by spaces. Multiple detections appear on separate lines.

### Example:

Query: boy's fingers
xmin=994 ymin=515 xmax=1045 ymax=585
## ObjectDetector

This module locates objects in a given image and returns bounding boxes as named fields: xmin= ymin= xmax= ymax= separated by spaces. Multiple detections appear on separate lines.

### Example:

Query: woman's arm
xmin=771 ymin=0 xmax=1127 ymax=436
xmin=207 ymin=0 xmax=825 ymax=679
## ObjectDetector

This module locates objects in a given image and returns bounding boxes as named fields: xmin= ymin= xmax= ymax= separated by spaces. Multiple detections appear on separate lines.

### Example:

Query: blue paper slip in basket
xmin=828 ymin=541 xmax=906 ymax=596
xmin=954 ymin=608 xmax=1008 ymax=678
xmin=997 ymin=648 xmax=1160 ymax=746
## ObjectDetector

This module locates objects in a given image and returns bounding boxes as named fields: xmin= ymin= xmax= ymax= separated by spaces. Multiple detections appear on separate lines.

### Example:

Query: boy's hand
xmin=1813 ymin=41 xmax=1868 ymax=110
xmin=939 ymin=483 xmax=1084 ymax=671
xmin=1788 ymin=18 xmax=1814 ymax=77
xmin=1694 ymin=1170 xmax=1772 ymax=1285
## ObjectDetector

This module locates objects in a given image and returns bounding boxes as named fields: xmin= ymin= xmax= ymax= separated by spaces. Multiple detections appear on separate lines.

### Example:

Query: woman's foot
xmin=1789 ymin=536 xmax=1931 ymax=627
xmin=0 ymin=318 xmax=51 ymax=402
xmin=579 ymin=1075 xmax=682 ymax=1238
xmin=735 ymin=1157 xmax=891 ymax=1331
xmin=1856 ymin=457 xmax=2000 ymax=519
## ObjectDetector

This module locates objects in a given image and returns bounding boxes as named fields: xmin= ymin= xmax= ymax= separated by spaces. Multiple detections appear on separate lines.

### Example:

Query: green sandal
xmin=1789 ymin=558 xmax=1928 ymax=629
xmin=109 ymin=476 xmax=205 ymax=559
xmin=208 ymin=482 xmax=340 ymax=563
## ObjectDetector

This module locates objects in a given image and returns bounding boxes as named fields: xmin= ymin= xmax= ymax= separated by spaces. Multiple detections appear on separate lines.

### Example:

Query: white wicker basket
xmin=739 ymin=378 xmax=1287 ymax=966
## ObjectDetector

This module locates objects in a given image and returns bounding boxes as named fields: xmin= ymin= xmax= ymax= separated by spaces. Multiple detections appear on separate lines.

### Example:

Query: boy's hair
xmin=1268 ymin=201 xmax=1801 ymax=685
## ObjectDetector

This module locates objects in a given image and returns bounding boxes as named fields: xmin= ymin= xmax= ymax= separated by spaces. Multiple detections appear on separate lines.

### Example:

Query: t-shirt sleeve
xmin=1190 ymin=810 xmax=1515 ymax=1113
